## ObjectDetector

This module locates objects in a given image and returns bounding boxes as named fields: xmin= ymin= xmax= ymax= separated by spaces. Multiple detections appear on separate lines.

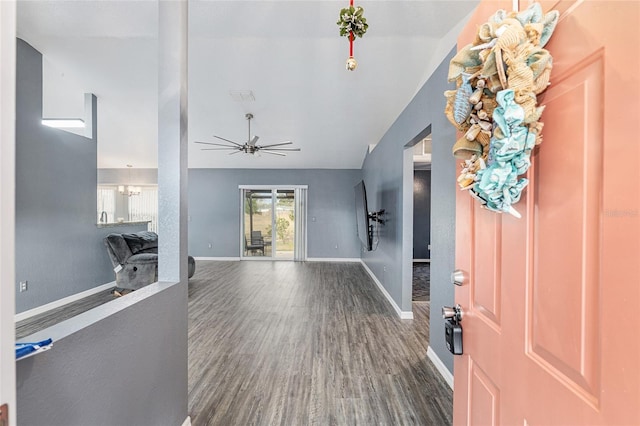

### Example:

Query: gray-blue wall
xmin=16 ymin=38 xmax=187 ymax=426
xmin=188 ymin=168 xmax=362 ymax=258
xmin=413 ymin=169 xmax=432 ymax=259
xmin=430 ymin=113 xmax=457 ymax=373
xmin=15 ymin=39 xmax=128 ymax=314
xmin=361 ymin=47 xmax=457 ymax=372
xmin=16 ymin=281 xmax=187 ymax=426
xmin=98 ymin=168 xmax=158 ymax=185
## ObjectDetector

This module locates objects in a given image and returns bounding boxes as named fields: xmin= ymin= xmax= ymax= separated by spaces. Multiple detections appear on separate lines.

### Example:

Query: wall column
xmin=157 ymin=0 xmax=189 ymax=423
xmin=158 ymin=0 xmax=188 ymax=284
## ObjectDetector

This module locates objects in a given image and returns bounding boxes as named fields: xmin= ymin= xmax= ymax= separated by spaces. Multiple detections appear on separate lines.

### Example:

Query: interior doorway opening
xmin=412 ymin=135 xmax=432 ymax=303
xmin=402 ymin=125 xmax=431 ymax=321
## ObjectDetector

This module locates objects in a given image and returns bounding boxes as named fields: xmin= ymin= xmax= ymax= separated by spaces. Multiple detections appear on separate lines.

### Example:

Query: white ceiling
xmin=17 ymin=0 xmax=478 ymax=169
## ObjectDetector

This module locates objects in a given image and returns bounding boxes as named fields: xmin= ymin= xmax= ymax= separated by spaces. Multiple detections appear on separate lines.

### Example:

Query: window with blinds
xmin=128 ymin=187 xmax=158 ymax=232
xmin=97 ymin=186 xmax=116 ymax=223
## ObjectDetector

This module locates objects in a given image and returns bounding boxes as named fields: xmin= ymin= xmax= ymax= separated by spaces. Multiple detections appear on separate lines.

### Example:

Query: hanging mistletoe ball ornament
xmin=346 ymin=56 xmax=358 ymax=71
xmin=337 ymin=5 xmax=368 ymax=38
xmin=337 ymin=3 xmax=368 ymax=71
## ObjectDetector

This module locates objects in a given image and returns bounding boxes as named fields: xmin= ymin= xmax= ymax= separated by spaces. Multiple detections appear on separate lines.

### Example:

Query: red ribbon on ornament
xmin=349 ymin=0 xmax=354 ymax=57
xmin=350 ymin=33 xmax=353 ymax=57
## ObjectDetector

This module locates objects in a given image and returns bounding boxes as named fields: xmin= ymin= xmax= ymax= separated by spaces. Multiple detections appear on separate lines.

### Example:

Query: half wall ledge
xmin=16 ymin=280 xmax=187 ymax=426
xmin=15 ymin=280 xmax=180 ymax=351
xmin=96 ymin=221 xmax=151 ymax=228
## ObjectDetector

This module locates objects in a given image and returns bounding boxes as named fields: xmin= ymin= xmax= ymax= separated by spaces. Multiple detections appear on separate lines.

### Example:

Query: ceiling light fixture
xmin=41 ymin=118 xmax=85 ymax=128
xmin=118 ymin=185 xmax=141 ymax=197
xmin=118 ymin=165 xmax=141 ymax=196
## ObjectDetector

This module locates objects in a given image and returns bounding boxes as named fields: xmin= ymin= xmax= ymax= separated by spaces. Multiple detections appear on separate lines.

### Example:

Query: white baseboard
xmin=427 ymin=346 xmax=454 ymax=390
xmin=306 ymin=257 xmax=361 ymax=263
xmin=194 ymin=257 xmax=240 ymax=261
xmin=15 ymin=281 xmax=116 ymax=322
xmin=241 ymin=257 xmax=289 ymax=261
xmin=413 ymin=259 xmax=431 ymax=263
xmin=195 ymin=257 xmax=362 ymax=263
xmin=359 ymin=260 xmax=413 ymax=320
xmin=180 ymin=416 xmax=191 ymax=426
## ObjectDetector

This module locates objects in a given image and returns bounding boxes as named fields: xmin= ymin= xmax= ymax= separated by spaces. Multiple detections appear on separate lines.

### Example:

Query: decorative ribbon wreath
xmin=444 ymin=2 xmax=559 ymax=218
xmin=337 ymin=1 xmax=368 ymax=71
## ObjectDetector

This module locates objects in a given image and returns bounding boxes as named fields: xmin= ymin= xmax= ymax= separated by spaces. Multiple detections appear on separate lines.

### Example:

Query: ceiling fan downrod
xmin=246 ymin=113 xmax=253 ymax=144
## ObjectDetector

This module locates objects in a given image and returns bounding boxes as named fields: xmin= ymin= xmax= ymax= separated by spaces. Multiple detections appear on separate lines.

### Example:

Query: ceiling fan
xmin=195 ymin=113 xmax=300 ymax=156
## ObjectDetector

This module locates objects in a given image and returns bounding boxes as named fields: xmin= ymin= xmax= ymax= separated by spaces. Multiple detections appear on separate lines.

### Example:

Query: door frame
xmin=238 ymin=185 xmax=308 ymax=261
xmin=0 ymin=1 xmax=17 ymax=424
xmin=401 ymin=125 xmax=432 ymax=316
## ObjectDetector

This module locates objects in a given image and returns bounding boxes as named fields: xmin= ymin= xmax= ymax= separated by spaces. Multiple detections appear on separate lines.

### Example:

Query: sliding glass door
xmin=274 ymin=189 xmax=295 ymax=259
xmin=240 ymin=186 xmax=307 ymax=260
xmin=243 ymin=189 xmax=273 ymax=257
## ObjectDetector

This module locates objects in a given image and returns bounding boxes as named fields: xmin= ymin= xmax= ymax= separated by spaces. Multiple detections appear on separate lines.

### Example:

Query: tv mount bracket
xmin=368 ymin=209 xmax=386 ymax=225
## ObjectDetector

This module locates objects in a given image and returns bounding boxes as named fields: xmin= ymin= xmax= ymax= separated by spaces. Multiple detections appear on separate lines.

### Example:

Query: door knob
xmin=442 ymin=304 xmax=464 ymax=322
xmin=451 ymin=269 xmax=467 ymax=286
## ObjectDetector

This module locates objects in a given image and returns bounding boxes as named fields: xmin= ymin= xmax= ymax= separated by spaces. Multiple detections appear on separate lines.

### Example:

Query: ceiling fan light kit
xmin=195 ymin=113 xmax=300 ymax=157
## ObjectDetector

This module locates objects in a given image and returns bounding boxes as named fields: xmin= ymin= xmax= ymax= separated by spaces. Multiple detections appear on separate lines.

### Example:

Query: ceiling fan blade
xmin=261 ymin=148 xmax=301 ymax=152
xmin=248 ymin=135 xmax=259 ymax=146
xmin=258 ymin=141 xmax=292 ymax=148
xmin=201 ymin=147 xmax=240 ymax=151
xmin=195 ymin=141 xmax=239 ymax=148
xmin=228 ymin=150 xmax=243 ymax=155
xmin=213 ymin=135 xmax=244 ymax=147
xmin=260 ymin=151 xmax=286 ymax=156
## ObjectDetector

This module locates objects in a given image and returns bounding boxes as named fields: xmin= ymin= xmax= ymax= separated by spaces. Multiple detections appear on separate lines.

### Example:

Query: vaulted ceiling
xmin=17 ymin=0 xmax=478 ymax=169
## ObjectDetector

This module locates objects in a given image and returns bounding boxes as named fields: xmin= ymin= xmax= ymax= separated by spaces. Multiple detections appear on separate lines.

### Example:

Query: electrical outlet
xmin=208 ymin=243 xmax=212 ymax=249
xmin=19 ymin=281 xmax=28 ymax=292
xmin=383 ymin=266 xmax=387 ymax=272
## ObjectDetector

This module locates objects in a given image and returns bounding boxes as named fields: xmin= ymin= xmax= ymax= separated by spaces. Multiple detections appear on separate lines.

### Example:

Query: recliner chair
xmin=104 ymin=231 xmax=195 ymax=290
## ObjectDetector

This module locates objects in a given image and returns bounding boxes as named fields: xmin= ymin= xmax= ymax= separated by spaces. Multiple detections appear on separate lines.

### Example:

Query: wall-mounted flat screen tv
xmin=354 ymin=180 xmax=372 ymax=251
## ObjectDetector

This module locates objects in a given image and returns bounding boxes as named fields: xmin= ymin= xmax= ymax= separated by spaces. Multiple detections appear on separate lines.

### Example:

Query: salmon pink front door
xmin=453 ymin=1 xmax=640 ymax=424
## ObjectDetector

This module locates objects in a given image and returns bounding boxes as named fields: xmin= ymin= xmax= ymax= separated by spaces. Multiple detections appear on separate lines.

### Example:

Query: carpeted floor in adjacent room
xmin=412 ymin=262 xmax=430 ymax=302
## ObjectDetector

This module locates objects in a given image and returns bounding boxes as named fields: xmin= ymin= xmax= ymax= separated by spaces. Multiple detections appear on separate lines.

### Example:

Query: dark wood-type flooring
xmin=188 ymin=261 xmax=451 ymax=425
xmin=15 ymin=287 xmax=116 ymax=339
xmin=16 ymin=260 xmax=451 ymax=424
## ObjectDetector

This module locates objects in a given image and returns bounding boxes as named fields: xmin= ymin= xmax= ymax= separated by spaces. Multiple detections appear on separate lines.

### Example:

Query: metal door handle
xmin=442 ymin=304 xmax=464 ymax=322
